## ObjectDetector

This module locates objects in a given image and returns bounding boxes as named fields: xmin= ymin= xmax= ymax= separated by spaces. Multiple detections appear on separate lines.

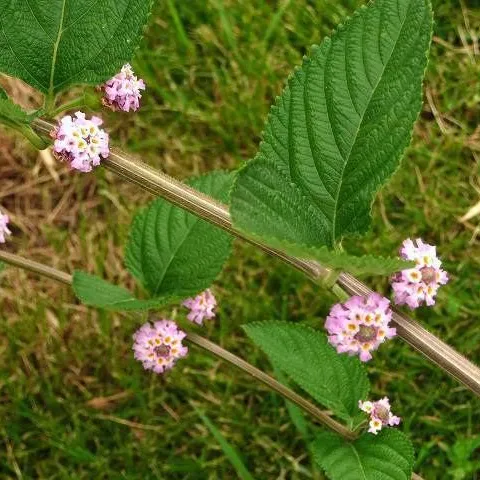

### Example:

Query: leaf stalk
xmin=17 ymin=124 xmax=50 ymax=150
xmin=51 ymin=97 xmax=86 ymax=117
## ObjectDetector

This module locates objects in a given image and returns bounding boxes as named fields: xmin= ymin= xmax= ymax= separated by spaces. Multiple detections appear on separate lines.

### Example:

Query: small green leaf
xmin=72 ymin=271 xmax=177 ymax=311
xmin=250 ymin=236 xmax=414 ymax=276
xmin=231 ymin=0 xmax=432 ymax=248
xmin=195 ymin=409 xmax=256 ymax=480
xmin=0 ymin=96 xmax=32 ymax=128
xmin=125 ymin=171 xmax=234 ymax=298
xmin=0 ymin=94 xmax=47 ymax=148
xmin=312 ymin=429 xmax=415 ymax=480
xmin=243 ymin=321 xmax=369 ymax=423
xmin=0 ymin=0 xmax=153 ymax=95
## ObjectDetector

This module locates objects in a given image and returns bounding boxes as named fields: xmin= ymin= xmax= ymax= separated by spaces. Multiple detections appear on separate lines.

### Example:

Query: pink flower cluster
xmin=391 ymin=238 xmax=449 ymax=309
xmin=0 ymin=210 xmax=11 ymax=243
xmin=359 ymin=397 xmax=401 ymax=434
xmin=325 ymin=293 xmax=396 ymax=362
xmin=132 ymin=319 xmax=188 ymax=374
xmin=132 ymin=289 xmax=218 ymax=375
xmin=52 ymin=112 xmax=109 ymax=172
xmin=102 ymin=64 xmax=146 ymax=112
xmin=182 ymin=289 xmax=217 ymax=325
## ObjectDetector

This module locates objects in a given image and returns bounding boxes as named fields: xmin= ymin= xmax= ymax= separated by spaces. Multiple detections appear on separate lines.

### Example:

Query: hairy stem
xmin=31 ymin=118 xmax=480 ymax=398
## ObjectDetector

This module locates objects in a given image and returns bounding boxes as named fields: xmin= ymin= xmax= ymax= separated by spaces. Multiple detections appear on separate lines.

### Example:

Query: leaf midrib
xmin=327 ymin=0 xmax=412 ymax=242
xmin=349 ymin=443 xmax=368 ymax=480
xmin=48 ymin=0 xmax=67 ymax=98
xmin=54 ymin=0 xmax=138 ymax=92
xmin=151 ymin=205 xmax=198 ymax=295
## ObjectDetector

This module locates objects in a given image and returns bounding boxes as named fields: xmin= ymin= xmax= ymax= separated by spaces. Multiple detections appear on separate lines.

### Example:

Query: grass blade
xmin=262 ymin=0 xmax=293 ymax=46
xmin=195 ymin=408 xmax=255 ymax=480
xmin=166 ymin=0 xmax=192 ymax=51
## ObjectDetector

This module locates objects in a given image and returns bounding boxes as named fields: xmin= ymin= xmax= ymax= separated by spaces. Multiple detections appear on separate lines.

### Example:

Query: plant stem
xmin=51 ymin=97 xmax=86 ymax=117
xmin=0 ymin=250 xmax=72 ymax=284
xmin=30 ymin=118 xmax=480 ymax=398
xmin=44 ymin=93 xmax=56 ymax=117
xmin=16 ymin=125 xmax=50 ymax=150
xmin=0 ymin=250 xmax=426 ymax=479
xmin=185 ymin=331 xmax=356 ymax=440
xmin=101 ymin=146 xmax=480 ymax=398
xmin=331 ymin=283 xmax=350 ymax=302
xmin=0 ymin=250 xmax=352 ymax=439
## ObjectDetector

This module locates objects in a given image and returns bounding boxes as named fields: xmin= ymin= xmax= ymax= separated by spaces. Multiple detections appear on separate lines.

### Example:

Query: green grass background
xmin=1 ymin=0 xmax=479 ymax=478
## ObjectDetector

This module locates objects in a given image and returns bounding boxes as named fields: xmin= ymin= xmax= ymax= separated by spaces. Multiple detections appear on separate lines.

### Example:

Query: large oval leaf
xmin=243 ymin=321 xmax=369 ymax=423
xmin=0 ymin=0 xmax=153 ymax=94
xmin=125 ymin=171 xmax=235 ymax=298
xmin=231 ymin=0 xmax=432 ymax=248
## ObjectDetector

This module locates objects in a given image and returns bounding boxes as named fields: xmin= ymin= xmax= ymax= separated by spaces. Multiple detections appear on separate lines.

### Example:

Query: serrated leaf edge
xmin=231 ymin=0 xmax=433 ymax=244
xmin=243 ymin=320 xmax=370 ymax=421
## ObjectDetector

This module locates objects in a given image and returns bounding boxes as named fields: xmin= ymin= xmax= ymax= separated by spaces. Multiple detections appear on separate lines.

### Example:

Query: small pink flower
xmin=391 ymin=238 xmax=448 ymax=309
xmin=182 ymin=289 xmax=217 ymax=325
xmin=51 ymin=112 xmax=109 ymax=173
xmin=359 ymin=397 xmax=401 ymax=434
xmin=132 ymin=319 xmax=188 ymax=374
xmin=325 ymin=293 xmax=396 ymax=362
xmin=102 ymin=64 xmax=146 ymax=112
xmin=0 ymin=209 xmax=11 ymax=243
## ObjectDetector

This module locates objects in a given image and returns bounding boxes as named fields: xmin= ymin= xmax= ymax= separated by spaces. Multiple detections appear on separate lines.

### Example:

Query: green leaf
xmin=72 ymin=271 xmax=177 ymax=311
xmin=0 ymin=0 xmax=153 ymax=95
xmin=231 ymin=0 xmax=432 ymax=248
xmin=243 ymin=321 xmax=369 ymax=423
xmin=125 ymin=171 xmax=234 ymax=298
xmin=250 ymin=236 xmax=414 ymax=276
xmin=0 ymin=96 xmax=32 ymax=128
xmin=195 ymin=409 xmax=256 ymax=480
xmin=273 ymin=366 xmax=310 ymax=439
xmin=0 ymin=94 xmax=47 ymax=148
xmin=312 ymin=429 xmax=415 ymax=480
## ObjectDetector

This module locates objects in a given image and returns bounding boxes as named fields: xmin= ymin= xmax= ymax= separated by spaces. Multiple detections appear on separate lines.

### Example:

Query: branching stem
xmin=30 ymin=118 xmax=480 ymax=399
xmin=0 ymin=250 xmax=352 ymax=439
xmin=0 ymin=249 xmax=426 ymax=479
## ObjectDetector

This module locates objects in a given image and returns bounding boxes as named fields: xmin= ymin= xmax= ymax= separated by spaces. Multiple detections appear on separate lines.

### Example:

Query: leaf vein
xmin=0 ymin=16 xmax=47 ymax=90
xmin=25 ymin=0 xmax=53 ymax=40
xmin=53 ymin=0 xmax=135 ymax=91
xmin=48 ymin=0 xmax=67 ymax=97
xmin=330 ymin=0 xmax=411 ymax=241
